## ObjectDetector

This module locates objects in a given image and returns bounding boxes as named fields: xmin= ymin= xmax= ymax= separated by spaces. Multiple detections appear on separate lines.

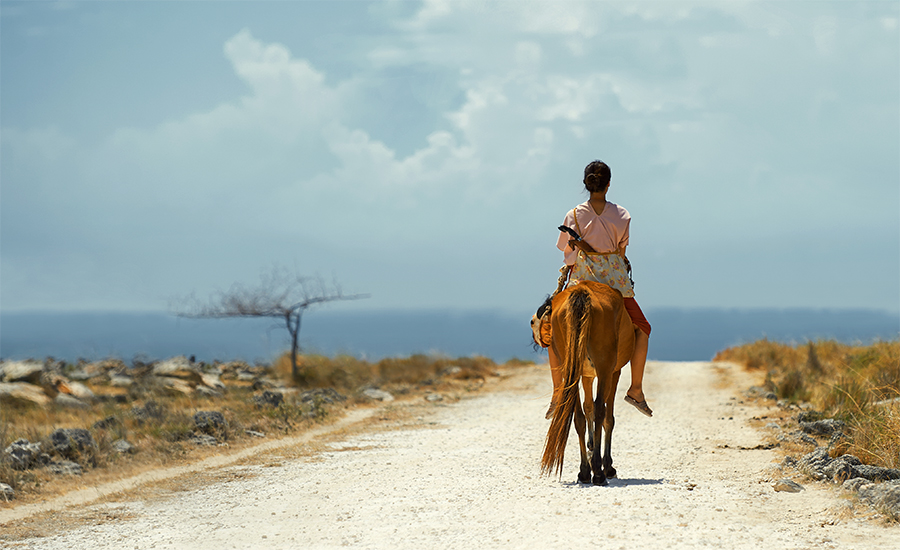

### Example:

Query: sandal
xmin=624 ymin=395 xmax=653 ymax=417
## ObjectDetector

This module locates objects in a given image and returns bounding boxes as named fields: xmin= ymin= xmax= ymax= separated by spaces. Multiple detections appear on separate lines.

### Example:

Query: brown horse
xmin=540 ymin=280 xmax=635 ymax=485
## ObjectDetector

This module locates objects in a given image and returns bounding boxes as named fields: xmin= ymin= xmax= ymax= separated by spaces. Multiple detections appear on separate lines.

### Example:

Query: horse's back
xmin=554 ymin=281 xmax=634 ymax=372
xmin=551 ymin=280 xmax=621 ymax=314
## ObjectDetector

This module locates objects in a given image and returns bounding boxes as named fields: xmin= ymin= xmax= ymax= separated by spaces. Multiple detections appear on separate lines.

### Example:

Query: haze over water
xmin=2 ymin=308 xmax=897 ymax=365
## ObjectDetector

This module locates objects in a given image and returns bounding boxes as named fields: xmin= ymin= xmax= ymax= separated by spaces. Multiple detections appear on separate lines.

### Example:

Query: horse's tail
xmin=541 ymin=287 xmax=591 ymax=477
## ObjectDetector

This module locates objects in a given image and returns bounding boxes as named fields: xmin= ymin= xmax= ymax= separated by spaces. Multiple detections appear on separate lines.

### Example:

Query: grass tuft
xmin=273 ymin=352 xmax=502 ymax=390
xmin=716 ymin=339 xmax=900 ymax=469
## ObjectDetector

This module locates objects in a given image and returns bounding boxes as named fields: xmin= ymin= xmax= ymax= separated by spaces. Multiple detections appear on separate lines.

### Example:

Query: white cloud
xmin=446 ymin=84 xmax=507 ymax=132
xmin=813 ymin=15 xmax=838 ymax=54
xmin=514 ymin=41 xmax=542 ymax=68
xmin=403 ymin=0 xmax=454 ymax=30
xmin=515 ymin=1 xmax=600 ymax=37
xmin=536 ymin=77 xmax=598 ymax=122
xmin=225 ymin=29 xmax=327 ymax=98
xmin=2 ymin=3 xmax=897 ymax=311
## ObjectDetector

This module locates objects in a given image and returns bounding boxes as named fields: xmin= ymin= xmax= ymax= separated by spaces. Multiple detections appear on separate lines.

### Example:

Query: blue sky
xmin=2 ymin=0 xmax=898 ymax=314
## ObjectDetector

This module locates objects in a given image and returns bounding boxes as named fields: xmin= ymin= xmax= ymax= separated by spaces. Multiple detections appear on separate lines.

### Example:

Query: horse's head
xmin=531 ymin=296 xmax=553 ymax=349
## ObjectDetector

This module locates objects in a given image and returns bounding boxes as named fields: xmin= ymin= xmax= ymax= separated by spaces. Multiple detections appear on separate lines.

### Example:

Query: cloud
xmin=225 ymin=29 xmax=327 ymax=97
xmin=1 ymin=3 xmax=897 ymax=311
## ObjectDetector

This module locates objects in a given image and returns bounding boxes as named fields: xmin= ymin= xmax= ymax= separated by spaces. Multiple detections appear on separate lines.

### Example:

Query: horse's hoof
xmin=592 ymin=474 xmax=607 ymax=486
xmin=578 ymin=470 xmax=592 ymax=484
xmin=605 ymin=467 xmax=617 ymax=479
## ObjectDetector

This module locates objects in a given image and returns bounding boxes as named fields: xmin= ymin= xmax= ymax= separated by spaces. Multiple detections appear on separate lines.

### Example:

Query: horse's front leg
xmin=590 ymin=383 xmax=607 ymax=486
xmin=573 ymin=396 xmax=591 ymax=484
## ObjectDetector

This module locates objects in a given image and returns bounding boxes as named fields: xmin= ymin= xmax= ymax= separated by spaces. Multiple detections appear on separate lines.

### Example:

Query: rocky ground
xmin=3 ymin=361 xmax=900 ymax=549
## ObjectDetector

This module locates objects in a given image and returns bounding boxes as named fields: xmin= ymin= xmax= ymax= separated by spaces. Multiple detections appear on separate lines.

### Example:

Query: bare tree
xmin=177 ymin=267 xmax=368 ymax=379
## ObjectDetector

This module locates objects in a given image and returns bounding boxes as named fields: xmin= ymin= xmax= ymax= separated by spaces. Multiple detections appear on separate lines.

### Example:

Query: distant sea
xmin=1 ymin=308 xmax=898 ymax=365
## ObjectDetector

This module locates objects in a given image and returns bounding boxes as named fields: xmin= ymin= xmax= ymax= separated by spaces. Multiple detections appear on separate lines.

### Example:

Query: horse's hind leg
xmin=573 ymin=400 xmax=592 ymax=484
xmin=602 ymin=370 xmax=622 ymax=479
xmin=581 ymin=375 xmax=595 ymax=454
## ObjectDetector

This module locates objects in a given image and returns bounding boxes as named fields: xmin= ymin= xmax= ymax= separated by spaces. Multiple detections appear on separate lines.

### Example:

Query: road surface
xmin=5 ymin=361 xmax=899 ymax=549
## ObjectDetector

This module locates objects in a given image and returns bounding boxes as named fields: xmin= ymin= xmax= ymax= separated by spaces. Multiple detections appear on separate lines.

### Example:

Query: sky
xmin=1 ymin=0 xmax=898 ymax=316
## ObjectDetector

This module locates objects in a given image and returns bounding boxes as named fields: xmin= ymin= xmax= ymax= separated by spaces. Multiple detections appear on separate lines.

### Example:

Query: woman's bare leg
xmin=626 ymin=328 xmax=649 ymax=403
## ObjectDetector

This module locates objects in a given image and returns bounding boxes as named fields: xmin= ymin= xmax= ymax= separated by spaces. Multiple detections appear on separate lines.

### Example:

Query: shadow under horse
xmin=541 ymin=280 xmax=635 ymax=485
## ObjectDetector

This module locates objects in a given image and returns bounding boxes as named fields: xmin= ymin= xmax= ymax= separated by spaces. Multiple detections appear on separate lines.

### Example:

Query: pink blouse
xmin=556 ymin=201 xmax=631 ymax=266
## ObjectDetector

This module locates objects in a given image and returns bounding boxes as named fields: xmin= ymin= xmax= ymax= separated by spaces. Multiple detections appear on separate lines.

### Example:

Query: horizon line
xmin=1 ymin=306 xmax=899 ymax=317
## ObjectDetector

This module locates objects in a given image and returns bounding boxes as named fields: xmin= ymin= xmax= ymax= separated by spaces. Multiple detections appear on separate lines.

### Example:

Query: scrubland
xmin=715 ymin=339 xmax=900 ymax=469
xmin=5 ymin=337 xmax=898 ymax=509
xmin=1 ymin=352 xmax=529 ymax=505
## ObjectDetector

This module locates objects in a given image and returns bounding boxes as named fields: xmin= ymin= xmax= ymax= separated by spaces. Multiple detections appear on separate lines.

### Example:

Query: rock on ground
xmin=48 ymin=429 xmax=95 ymax=459
xmin=858 ymin=481 xmax=900 ymax=518
xmin=773 ymin=479 xmax=804 ymax=493
xmin=3 ymin=439 xmax=47 ymax=470
xmin=192 ymin=411 xmax=227 ymax=436
xmin=0 ymin=382 xmax=51 ymax=406
xmin=0 ymin=361 xmax=44 ymax=383
xmin=46 ymin=460 xmax=83 ymax=476
xmin=362 ymin=388 xmax=394 ymax=402
xmin=111 ymin=440 xmax=136 ymax=454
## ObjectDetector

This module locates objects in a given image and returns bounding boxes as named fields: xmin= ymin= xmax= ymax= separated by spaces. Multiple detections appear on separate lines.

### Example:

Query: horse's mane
xmin=536 ymin=295 xmax=552 ymax=318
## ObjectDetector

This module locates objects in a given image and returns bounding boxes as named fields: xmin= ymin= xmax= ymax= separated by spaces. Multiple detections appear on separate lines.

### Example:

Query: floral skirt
xmin=569 ymin=250 xmax=634 ymax=298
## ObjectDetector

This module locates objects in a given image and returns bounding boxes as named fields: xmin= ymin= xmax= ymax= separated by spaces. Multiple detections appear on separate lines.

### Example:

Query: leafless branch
xmin=173 ymin=267 xmax=368 ymax=378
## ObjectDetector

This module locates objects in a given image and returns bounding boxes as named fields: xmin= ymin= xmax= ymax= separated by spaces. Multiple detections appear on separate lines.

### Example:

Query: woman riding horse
xmin=544 ymin=160 xmax=653 ymax=419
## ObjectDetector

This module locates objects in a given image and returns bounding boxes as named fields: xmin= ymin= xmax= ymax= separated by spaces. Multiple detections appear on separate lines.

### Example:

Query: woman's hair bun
xmin=583 ymin=160 xmax=611 ymax=192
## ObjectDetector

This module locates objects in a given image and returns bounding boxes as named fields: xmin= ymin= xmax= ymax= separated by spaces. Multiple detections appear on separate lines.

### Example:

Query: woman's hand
xmin=568 ymin=239 xmax=597 ymax=254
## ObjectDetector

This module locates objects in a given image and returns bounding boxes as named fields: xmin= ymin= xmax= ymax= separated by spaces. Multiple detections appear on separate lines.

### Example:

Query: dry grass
xmin=274 ymin=352 xmax=506 ymax=391
xmin=1 ymin=387 xmax=310 ymax=505
xmin=1 ymin=353 xmax=534 ymax=507
xmin=715 ymin=339 xmax=900 ymax=469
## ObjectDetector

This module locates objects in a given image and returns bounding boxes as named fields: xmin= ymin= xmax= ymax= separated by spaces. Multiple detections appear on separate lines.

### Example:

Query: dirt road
xmin=6 ymin=361 xmax=900 ymax=549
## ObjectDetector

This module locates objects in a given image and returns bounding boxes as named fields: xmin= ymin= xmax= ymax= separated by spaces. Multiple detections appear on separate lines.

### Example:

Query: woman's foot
xmin=624 ymin=391 xmax=653 ymax=417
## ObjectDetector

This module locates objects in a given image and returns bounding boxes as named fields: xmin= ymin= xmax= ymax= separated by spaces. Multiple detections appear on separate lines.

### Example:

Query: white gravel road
xmin=6 ymin=361 xmax=900 ymax=549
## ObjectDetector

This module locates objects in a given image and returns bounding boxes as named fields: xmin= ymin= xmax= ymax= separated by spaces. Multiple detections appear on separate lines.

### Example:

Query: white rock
xmin=112 ymin=439 xmax=136 ymax=454
xmin=152 ymin=356 xmax=193 ymax=376
xmin=195 ymin=385 xmax=223 ymax=398
xmin=109 ymin=375 xmax=134 ymax=387
xmin=0 ymin=382 xmax=51 ymax=406
xmin=64 ymin=380 xmax=96 ymax=400
xmin=159 ymin=377 xmax=193 ymax=395
xmin=363 ymin=388 xmax=394 ymax=402
xmin=0 ymin=361 xmax=43 ymax=383
xmin=199 ymin=372 xmax=225 ymax=390
xmin=774 ymin=479 xmax=804 ymax=493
